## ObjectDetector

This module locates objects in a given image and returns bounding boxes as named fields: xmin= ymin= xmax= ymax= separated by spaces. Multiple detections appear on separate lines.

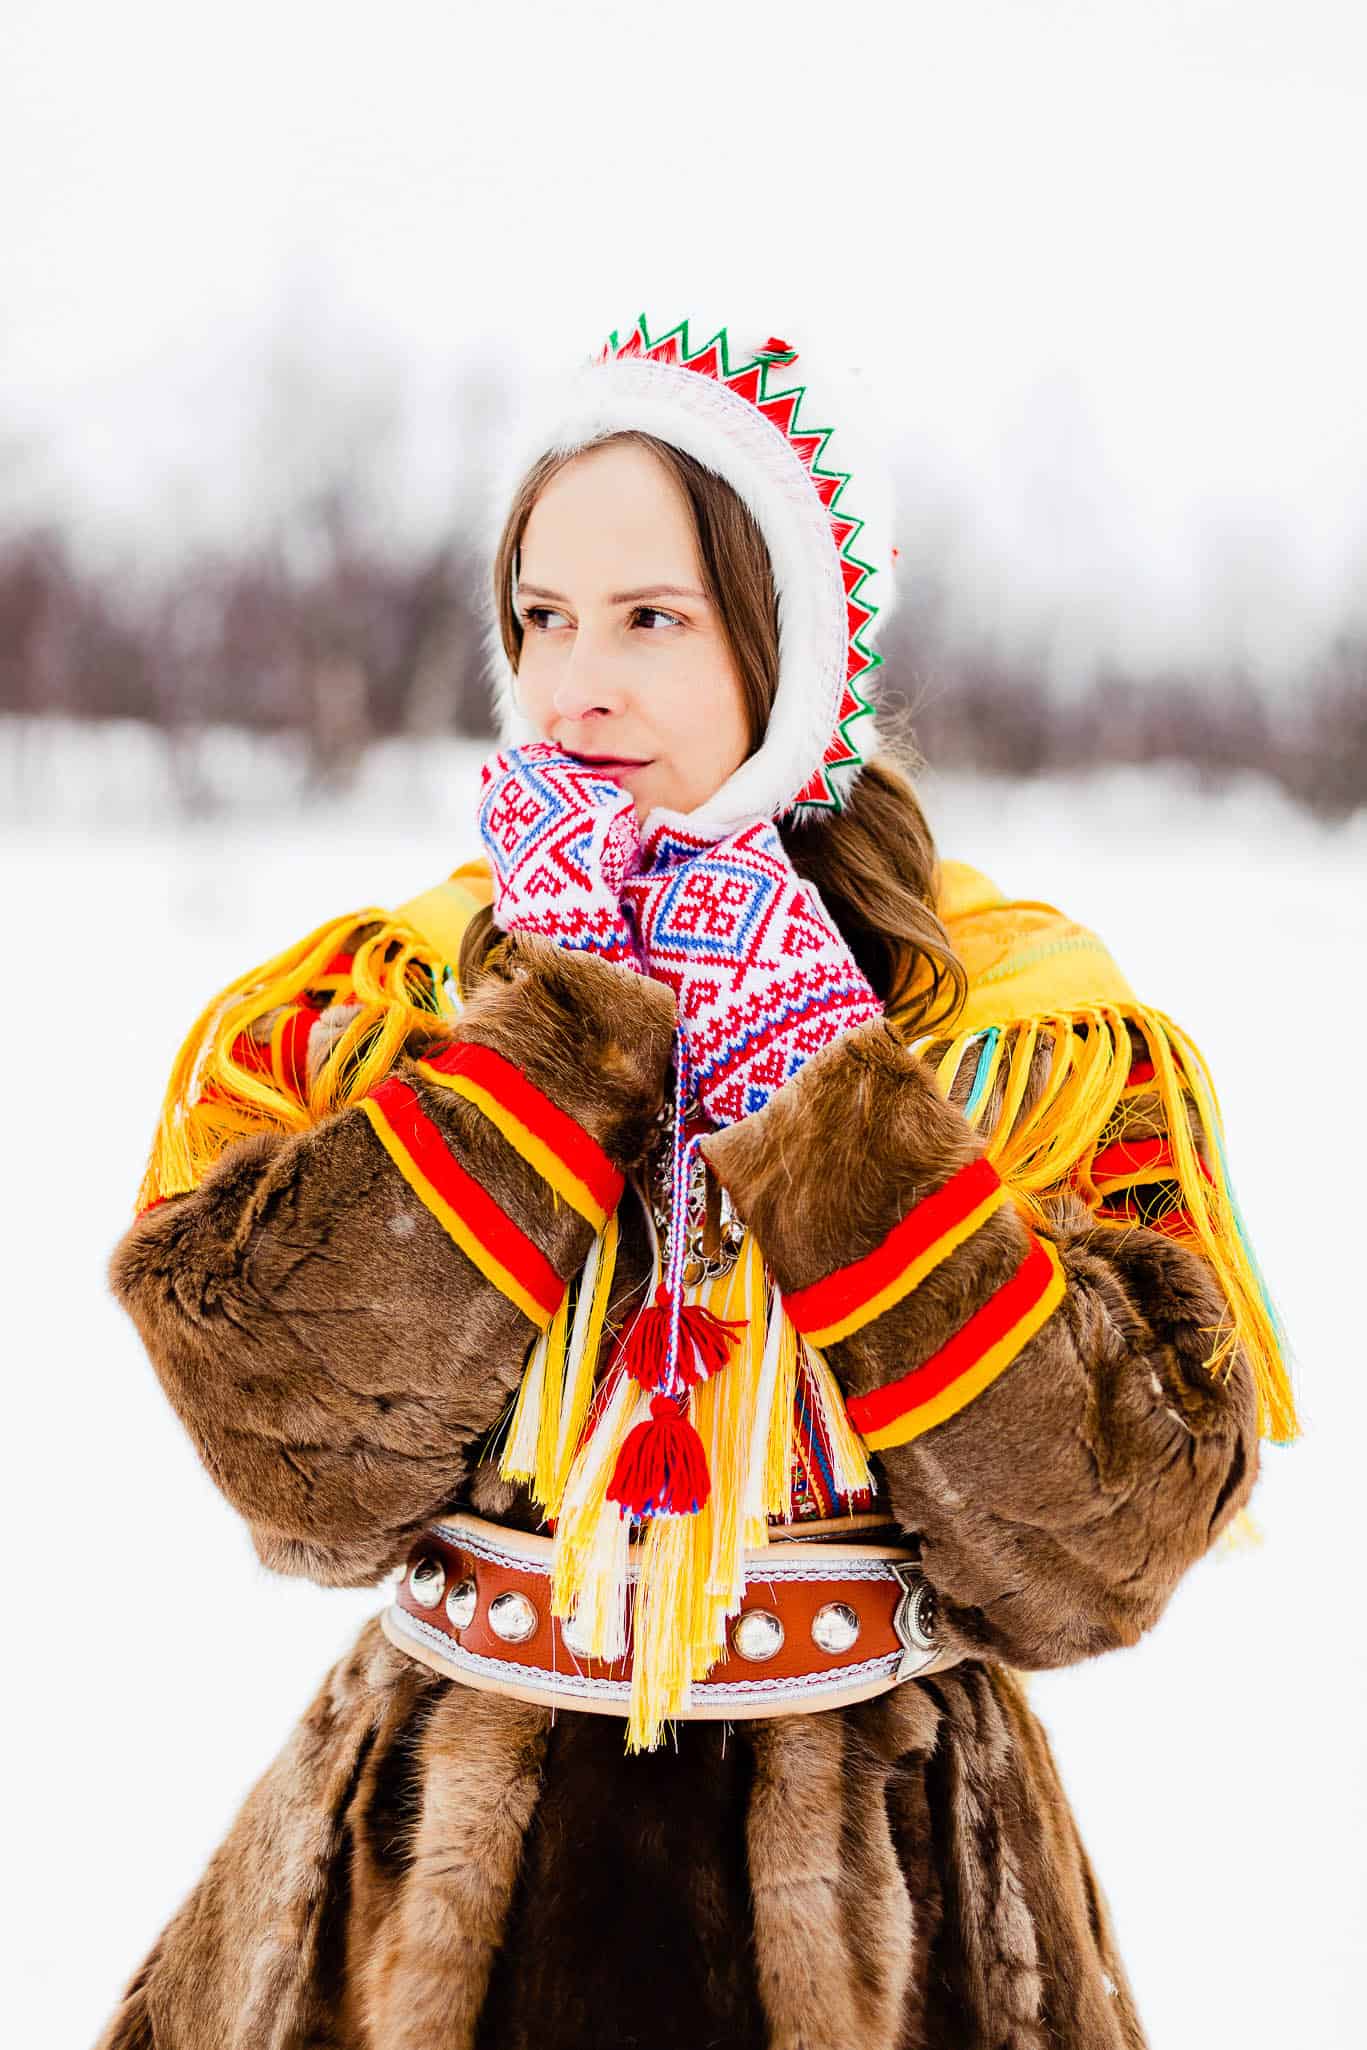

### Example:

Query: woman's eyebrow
xmin=516 ymin=581 xmax=707 ymax=606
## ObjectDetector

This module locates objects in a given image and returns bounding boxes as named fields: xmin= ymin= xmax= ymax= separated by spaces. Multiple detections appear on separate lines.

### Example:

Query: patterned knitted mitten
xmin=621 ymin=815 xmax=884 ymax=1125
xmin=477 ymin=741 xmax=644 ymax=968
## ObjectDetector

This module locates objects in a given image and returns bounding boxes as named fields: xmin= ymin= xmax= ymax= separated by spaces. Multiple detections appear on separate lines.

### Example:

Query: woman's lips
xmin=569 ymin=753 xmax=652 ymax=770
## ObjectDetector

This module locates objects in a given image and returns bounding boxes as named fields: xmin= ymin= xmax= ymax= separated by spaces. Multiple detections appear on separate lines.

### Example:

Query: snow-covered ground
xmin=6 ymin=735 xmax=1364 ymax=2047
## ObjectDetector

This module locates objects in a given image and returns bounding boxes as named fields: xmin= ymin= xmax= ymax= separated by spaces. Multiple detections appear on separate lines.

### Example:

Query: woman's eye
xmin=521 ymin=604 xmax=681 ymax=632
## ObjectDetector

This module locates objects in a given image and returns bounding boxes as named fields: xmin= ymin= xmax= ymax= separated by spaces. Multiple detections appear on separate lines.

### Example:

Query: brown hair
xmin=462 ymin=430 xmax=966 ymax=1039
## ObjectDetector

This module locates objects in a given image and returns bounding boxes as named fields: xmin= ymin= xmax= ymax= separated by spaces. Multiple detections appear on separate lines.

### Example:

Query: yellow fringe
xmin=531 ymin=1286 xmax=571 ymax=1507
xmin=497 ymin=1286 xmax=569 ymax=1502
xmin=498 ymin=1320 xmax=552 ymax=1484
xmin=762 ymin=1296 xmax=800 ymax=1518
xmin=626 ymin=1239 xmax=770 ymax=1751
xmin=800 ymin=1338 xmax=877 ymax=1500
xmin=907 ymin=1001 xmax=1299 ymax=1448
xmin=500 ymin=1210 xmax=622 ymax=1518
xmin=133 ymin=904 xmax=456 ymax=1214
xmin=550 ymin=1362 xmax=641 ymax=1662
xmin=552 ymin=1208 xmax=621 ymax=1513
xmin=541 ymin=1229 xmax=806 ymax=1753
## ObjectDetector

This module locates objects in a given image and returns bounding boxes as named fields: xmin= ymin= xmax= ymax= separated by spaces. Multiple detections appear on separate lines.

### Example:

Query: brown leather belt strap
xmin=381 ymin=1510 xmax=961 ymax=1720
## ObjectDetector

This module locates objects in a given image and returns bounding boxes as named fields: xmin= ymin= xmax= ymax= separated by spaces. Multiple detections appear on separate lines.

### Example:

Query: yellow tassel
xmin=739 ymin=1268 xmax=787 ymax=1528
xmin=913 ymin=1004 xmax=1299 ymax=1446
xmin=549 ymin=1204 xmax=669 ymax=1660
xmin=799 ymin=1338 xmax=876 ymax=1501
xmin=498 ymin=1286 xmax=571 ymax=1502
xmin=551 ymin=1361 xmax=641 ymax=1661
xmin=134 ymin=904 xmax=455 ymax=1214
xmin=697 ymin=1238 xmax=769 ymax=1611
xmin=545 ymin=1228 xmax=789 ymax=1753
xmin=531 ymin=1289 xmax=571 ymax=1505
xmin=626 ymin=1498 xmax=705 ymax=1752
xmin=625 ymin=1284 xmax=738 ymax=1750
xmin=762 ymin=1304 xmax=800 ymax=1519
xmin=550 ymin=1208 xmax=621 ymax=1515
xmin=1137 ymin=1005 xmax=1297 ymax=1444
xmin=498 ymin=1322 xmax=552 ymax=1486
xmin=625 ymin=1236 xmax=811 ymax=1752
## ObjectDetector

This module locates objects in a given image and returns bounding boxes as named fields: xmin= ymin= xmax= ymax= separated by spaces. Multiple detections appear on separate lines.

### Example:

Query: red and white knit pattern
xmin=622 ymin=816 xmax=883 ymax=1127
xmin=478 ymin=743 xmax=643 ymax=967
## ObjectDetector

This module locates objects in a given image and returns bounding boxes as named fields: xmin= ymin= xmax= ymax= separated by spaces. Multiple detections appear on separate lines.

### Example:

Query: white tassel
xmin=499 ymin=1322 xmax=551 ymax=1482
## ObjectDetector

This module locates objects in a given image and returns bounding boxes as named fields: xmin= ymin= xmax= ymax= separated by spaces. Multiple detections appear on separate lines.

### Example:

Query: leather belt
xmin=381 ymin=1510 xmax=961 ymax=1720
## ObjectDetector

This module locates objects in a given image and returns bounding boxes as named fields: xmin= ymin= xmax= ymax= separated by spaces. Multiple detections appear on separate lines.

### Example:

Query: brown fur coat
xmin=94 ymin=935 xmax=1258 ymax=2049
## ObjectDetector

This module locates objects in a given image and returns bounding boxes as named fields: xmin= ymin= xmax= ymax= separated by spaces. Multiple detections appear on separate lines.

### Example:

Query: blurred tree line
xmin=1 ymin=480 xmax=1363 ymax=820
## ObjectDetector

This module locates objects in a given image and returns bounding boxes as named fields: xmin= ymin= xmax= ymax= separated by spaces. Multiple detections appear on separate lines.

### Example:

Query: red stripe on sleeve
xmin=423 ymin=1041 xmax=622 ymax=1218
xmin=366 ymin=1073 xmax=564 ymax=1318
xmin=783 ymin=1155 xmax=1003 ymax=1336
xmin=844 ymin=1233 xmax=1058 ymax=1439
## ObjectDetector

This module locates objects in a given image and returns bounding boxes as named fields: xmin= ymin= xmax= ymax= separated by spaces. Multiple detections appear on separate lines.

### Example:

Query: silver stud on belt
xmin=488 ymin=1590 xmax=538 ymax=1643
xmin=408 ymin=1555 xmax=446 ymax=1608
xmin=811 ymin=1600 xmax=862 ymax=1653
xmin=445 ymin=1577 xmax=477 ymax=1629
xmin=731 ymin=1608 xmax=786 ymax=1662
xmin=406 ymin=1540 xmax=944 ymax=1687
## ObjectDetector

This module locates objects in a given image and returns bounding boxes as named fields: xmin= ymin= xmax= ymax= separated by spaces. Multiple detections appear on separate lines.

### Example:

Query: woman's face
xmin=511 ymin=439 xmax=752 ymax=823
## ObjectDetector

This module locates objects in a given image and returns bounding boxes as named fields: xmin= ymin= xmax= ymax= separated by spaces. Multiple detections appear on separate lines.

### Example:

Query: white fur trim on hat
xmin=478 ymin=316 xmax=899 ymax=840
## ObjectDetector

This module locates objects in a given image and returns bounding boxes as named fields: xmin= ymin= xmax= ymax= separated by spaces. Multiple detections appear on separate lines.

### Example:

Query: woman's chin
xmin=614 ymin=767 xmax=667 ymax=820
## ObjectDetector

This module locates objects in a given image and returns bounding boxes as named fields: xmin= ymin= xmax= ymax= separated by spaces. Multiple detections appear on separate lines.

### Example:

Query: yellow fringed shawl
xmin=135 ymin=849 xmax=1298 ymax=1445
xmin=133 ymin=848 xmax=1297 ymax=1746
xmin=898 ymin=860 xmax=1297 ymax=1449
xmin=132 ymin=870 xmax=491 ymax=1216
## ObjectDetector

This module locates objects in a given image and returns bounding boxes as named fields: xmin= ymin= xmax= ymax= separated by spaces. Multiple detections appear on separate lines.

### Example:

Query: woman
xmin=97 ymin=314 xmax=1296 ymax=2050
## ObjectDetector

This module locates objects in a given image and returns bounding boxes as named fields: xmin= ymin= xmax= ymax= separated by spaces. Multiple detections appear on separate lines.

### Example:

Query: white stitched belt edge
xmin=381 ymin=1509 xmax=961 ymax=1721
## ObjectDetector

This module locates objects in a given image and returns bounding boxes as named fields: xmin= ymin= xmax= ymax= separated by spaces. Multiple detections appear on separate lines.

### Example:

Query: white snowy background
xmin=5 ymin=1 xmax=1366 ymax=2044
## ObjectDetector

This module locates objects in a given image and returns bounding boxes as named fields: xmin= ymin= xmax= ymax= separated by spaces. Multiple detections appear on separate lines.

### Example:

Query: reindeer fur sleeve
xmin=108 ymin=936 xmax=676 ymax=1589
xmin=701 ymin=1017 xmax=1260 ymax=1671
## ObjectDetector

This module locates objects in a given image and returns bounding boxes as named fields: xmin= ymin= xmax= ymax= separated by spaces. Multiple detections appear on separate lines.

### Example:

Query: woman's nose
xmin=550 ymin=644 xmax=629 ymax=723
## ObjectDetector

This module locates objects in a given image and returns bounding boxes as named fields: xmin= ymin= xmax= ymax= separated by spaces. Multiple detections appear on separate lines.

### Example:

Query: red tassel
xmin=617 ymin=1282 xmax=747 ymax=1392
xmin=606 ymin=1392 xmax=712 ymax=1517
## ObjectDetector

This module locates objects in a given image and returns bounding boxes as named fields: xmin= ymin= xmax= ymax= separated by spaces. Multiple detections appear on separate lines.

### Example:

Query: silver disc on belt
xmin=488 ymin=1590 xmax=538 ymax=1643
xmin=408 ymin=1555 xmax=446 ymax=1608
xmin=731 ymin=1608 xmax=785 ymax=1662
xmin=811 ymin=1600 xmax=861 ymax=1653
xmin=445 ymin=1576 xmax=477 ymax=1630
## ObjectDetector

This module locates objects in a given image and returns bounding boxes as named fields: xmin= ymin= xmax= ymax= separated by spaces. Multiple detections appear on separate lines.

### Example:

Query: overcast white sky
xmin=5 ymin=0 xmax=1366 ymax=686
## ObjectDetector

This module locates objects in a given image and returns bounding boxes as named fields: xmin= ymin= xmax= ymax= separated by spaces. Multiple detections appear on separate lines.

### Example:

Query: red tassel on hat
xmin=606 ymin=1391 xmax=712 ymax=1517
xmin=617 ymin=1280 xmax=748 ymax=1392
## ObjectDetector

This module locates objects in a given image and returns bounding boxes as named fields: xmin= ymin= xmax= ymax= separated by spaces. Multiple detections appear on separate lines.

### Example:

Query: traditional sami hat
xmin=480 ymin=310 xmax=900 ymax=837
